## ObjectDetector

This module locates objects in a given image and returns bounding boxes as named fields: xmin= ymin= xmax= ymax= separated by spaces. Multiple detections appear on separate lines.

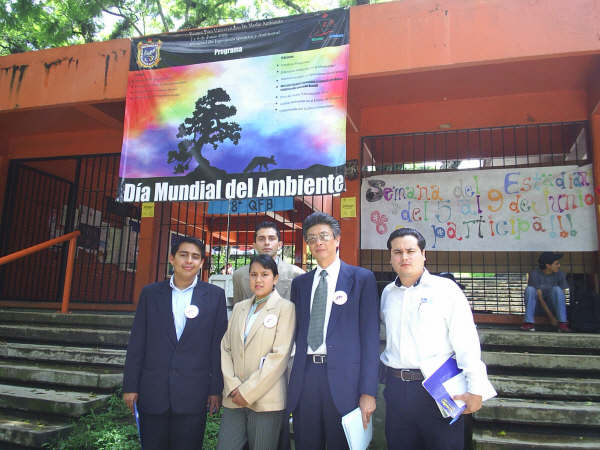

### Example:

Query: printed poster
xmin=118 ymin=9 xmax=349 ymax=202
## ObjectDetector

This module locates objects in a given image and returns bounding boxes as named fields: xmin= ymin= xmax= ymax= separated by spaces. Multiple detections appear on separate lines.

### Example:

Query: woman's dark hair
xmin=249 ymin=254 xmax=279 ymax=277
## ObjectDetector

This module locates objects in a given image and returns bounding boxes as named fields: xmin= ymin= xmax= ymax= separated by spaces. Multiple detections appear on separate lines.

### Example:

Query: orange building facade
xmin=1 ymin=0 xmax=600 ymax=318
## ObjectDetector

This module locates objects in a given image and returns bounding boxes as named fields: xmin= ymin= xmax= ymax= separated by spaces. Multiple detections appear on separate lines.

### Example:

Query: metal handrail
xmin=0 ymin=231 xmax=81 ymax=313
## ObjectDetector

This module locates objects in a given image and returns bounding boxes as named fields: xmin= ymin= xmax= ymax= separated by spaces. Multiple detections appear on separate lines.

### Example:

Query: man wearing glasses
xmin=232 ymin=221 xmax=305 ymax=304
xmin=287 ymin=212 xmax=380 ymax=449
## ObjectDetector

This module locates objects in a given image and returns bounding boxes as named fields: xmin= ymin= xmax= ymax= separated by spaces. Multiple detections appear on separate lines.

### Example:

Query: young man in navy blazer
xmin=287 ymin=212 xmax=380 ymax=449
xmin=123 ymin=237 xmax=227 ymax=450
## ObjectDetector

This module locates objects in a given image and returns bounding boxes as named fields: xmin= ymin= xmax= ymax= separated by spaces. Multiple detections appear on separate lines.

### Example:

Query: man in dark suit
xmin=287 ymin=212 xmax=380 ymax=450
xmin=123 ymin=237 xmax=228 ymax=450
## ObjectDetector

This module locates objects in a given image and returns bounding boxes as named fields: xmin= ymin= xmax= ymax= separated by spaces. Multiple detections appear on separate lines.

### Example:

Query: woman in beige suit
xmin=217 ymin=254 xmax=296 ymax=450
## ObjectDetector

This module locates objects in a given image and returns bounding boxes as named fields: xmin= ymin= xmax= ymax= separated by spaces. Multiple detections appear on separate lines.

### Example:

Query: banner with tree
xmin=118 ymin=8 xmax=349 ymax=202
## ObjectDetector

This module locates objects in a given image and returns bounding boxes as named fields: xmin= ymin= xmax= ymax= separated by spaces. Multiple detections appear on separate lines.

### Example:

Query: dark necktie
xmin=308 ymin=270 xmax=328 ymax=351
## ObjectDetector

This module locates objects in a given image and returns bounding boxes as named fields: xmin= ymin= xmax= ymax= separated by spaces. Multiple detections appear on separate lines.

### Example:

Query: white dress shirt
xmin=307 ymin=256 xmax=341 ymax=355
xmin=170 ymin=275 xmax=197 ymax=341
xmin=380 ymin=269 xmax=495 ymax=396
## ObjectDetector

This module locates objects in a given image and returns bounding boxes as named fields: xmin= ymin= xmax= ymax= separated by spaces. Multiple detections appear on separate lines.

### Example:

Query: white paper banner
xmin=361 ymin=164 xmax=598 ymax=251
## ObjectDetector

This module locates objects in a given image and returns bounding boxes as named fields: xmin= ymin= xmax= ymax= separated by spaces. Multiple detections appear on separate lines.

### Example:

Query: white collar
xmin=316 ymin=255 xmax=341 ymax=276
xmin=170 ymin=275 xmax=198 ymax=293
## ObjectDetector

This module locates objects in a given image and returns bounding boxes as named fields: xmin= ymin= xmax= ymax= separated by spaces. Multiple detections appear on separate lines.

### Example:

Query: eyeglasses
xmin=306 ymin=232 xmax=334 ymax=245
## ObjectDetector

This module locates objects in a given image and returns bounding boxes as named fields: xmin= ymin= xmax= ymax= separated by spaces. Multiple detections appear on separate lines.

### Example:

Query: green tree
xmin=167 ymin=87 xmax=242 ymax=174
xmin=0 ymin=0 xmax=107 ymax=54
xmin=0 ymin=0 xmax=358 ymax=56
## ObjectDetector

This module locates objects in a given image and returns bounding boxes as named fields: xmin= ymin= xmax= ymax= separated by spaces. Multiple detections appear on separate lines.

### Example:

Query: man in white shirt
xmin=380 ymin=228 xmax=495 ymax=450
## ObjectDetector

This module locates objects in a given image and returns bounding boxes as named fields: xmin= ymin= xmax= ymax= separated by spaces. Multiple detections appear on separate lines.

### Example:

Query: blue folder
xmin=134 ymin=400 xmax=142 ymax=446
xmin=421 ymin=356 xmax=467 ymax=425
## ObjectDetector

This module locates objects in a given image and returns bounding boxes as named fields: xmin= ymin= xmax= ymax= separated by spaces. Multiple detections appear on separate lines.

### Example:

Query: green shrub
xmin=44 ymin=393 xmax=139 ymax=450
xmin=44 ymin=392 xmax=222 ymax=450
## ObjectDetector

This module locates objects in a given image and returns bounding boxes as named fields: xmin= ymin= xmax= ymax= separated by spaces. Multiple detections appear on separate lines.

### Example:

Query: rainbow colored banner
xmin=118 ymin=9 xmax=349 ymax=202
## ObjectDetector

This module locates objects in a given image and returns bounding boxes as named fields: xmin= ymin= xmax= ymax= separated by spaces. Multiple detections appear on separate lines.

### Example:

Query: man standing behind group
xmin=123 ymin=237 xmax=228 ymax=450
xmin=380 ymin=228 xmax=495 ymax=450
xmin=233 ymin=221 xmax=305 ymax=304
xmin=287 ymin=212 xmax=380 ymax=450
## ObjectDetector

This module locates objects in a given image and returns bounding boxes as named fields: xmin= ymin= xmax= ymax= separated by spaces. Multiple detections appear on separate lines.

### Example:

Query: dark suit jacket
xmin=123 ymin=279 xmax=228 ymax=415
xmin=287 ymin=261 xmax=380 ymax=416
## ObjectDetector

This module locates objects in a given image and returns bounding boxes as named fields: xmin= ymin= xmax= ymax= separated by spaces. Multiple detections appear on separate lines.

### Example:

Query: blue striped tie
xmin=308 ymin=270 xmax=328 ymax=351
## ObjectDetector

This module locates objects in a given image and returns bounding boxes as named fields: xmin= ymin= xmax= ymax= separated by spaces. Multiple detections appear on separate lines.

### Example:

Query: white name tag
xmin=333 ymin=291 xmax=348 ymax=305
xmin=185 ymin=304 xmax=199 ymax=319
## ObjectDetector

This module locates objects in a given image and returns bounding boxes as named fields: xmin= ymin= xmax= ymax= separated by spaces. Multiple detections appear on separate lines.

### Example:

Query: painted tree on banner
xmin=167 ymin=88 xmax=242 ymax=175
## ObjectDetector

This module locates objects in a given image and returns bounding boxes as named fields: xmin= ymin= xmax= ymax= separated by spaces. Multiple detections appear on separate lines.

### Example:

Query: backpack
xmin=568 ymin=275 xmax=600 ymax=333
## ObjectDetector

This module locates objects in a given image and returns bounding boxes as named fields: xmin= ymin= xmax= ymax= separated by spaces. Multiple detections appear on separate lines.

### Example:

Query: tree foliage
xmin=0 ymin=0 xmax=356 ymax=56
xmin=0 ymin=0 xmax=105 ymax=55
xmin=167 ymin=87 xmax=241 ymax=174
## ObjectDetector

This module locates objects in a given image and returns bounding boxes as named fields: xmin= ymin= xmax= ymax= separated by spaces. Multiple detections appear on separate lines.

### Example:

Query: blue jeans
xmin=524 ymin=286 xmax=567 ymax=323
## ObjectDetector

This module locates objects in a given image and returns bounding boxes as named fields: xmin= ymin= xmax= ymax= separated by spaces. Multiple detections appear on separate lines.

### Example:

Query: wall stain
xmin=103 ymin=54 xmax=110 ymax=90
xmin=44 ymin=57 xmax=68 ymax=87
xmin=43 ymin=57 xmax=68 ymax=73
xmin=1 ymin=64 xmax=28 ymax=95
xmin=67 ymin=57 xmax=79 ymax=69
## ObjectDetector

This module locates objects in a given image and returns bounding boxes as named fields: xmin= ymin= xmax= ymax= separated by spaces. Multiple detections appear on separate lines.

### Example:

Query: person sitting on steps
xmin=521 ymin=252 xmax=572 ymax=333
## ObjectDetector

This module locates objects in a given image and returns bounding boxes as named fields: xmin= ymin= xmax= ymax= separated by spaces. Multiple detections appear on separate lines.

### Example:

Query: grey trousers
xmin=217 ymin=407 xmax=285 ymax=450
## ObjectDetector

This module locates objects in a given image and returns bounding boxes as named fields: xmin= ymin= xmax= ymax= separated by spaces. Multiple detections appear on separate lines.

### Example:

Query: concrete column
xmin=133 ymin=203 xmax=163 ymax=304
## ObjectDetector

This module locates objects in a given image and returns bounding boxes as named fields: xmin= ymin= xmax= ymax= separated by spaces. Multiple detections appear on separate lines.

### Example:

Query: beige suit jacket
xmin=232 ymin=259 xmax=304 ymax=304
xmin=221 ymin=290 xmax=296 ymax=412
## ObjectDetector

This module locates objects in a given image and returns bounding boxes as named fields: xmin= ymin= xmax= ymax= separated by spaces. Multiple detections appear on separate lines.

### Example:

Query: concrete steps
xmin=476 ymin=398 xmax=600 ymax=427
xmin=479 ymin=328 xmax=600 ymax=351
xmin=0 ymin=384 xmax=111 ymax=417
xmin=0 ymin=309 xmax=133 ymax=448
xmin=489 ymin=374 xmax=600 ymax=399
xmin=473 ymin=429 xmax=600 ymax=449
xmin=0 ymin=410 xmax=73 ymax=448
xmin=483 ymin=351 xmax=600 ymax=371
xmin=0 ymin=324 xmax=130 ymax=347
xmin=473 ymin=328 xmax=600 ymax=449
xmin=0 ymin=361 xmax=122 ymax=389
xmin=0 ymin=342 xmax=126 ymax=366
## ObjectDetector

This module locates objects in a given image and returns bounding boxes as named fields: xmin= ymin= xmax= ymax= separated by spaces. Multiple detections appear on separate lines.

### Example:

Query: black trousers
xmin=292 ymin=360 xmax=349 ymax=450
xmin=140 ymin=410 xmax=207 ymax=450
xmin=384 ymin=374 xmax=464 ymax=450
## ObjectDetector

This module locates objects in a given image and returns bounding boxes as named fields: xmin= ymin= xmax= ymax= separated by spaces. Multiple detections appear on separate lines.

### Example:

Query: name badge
xmin=264 ymin=313 xmax=277 ymax=328
xmin=185 ymin=305 xmax=199 ymax=319
xmin=333 ymin=291 xmax=348 ymax=305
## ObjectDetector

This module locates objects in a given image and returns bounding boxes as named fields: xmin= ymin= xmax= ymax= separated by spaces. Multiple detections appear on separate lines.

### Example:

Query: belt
xmin=389 ymin=368 xmax=424 ymax=382
xmin=308 ymin=354 xmax=327 ymax=364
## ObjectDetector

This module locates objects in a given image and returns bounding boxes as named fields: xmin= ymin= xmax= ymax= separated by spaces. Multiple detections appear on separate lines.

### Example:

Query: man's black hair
xmin=386 ymin=228 xmax=426 ymax=251
xmin=302 ymin=212 xmax=341 ymax=240
xmin=249 ymin=254 xmax=279 ymax=277
xmin=538 ymin=252 xmax=563 ymax=270
xmin=171 ymin=237 xmax=205 ymax=259
xmin=255 ymin=221 xmax=281 ymax=241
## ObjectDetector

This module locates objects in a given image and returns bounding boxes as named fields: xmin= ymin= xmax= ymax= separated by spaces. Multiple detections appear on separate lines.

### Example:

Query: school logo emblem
xmin=136 ymin=40 xmax=162 ymax=69
xmin=310 ymin=13 xmax=336 ymax=39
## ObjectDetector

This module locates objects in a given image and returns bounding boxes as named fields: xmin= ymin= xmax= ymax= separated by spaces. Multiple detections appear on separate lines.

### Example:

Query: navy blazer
xmin=287 ymin=261 xmax=380 ymax=416
xmin=123 ymin=279 xmax=228 ymax=415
